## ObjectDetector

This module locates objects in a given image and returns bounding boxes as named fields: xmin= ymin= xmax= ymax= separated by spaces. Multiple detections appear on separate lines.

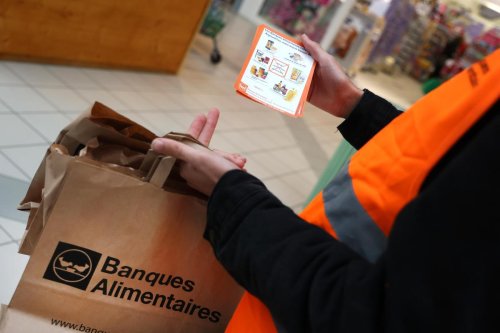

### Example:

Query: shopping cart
xmin=200 ymin=0 xmax=228 ymax=64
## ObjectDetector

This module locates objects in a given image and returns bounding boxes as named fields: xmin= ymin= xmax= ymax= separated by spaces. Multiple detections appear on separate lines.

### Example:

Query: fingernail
xmin=151 ymin=139 xmax=163 ymax=151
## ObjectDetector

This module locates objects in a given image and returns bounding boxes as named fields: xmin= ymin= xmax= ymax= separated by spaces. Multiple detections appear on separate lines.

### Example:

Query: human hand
xmin=151 ymin=137 xmax=239 ymax=196
xmin=186 ymin=107 xmax=221 ymax=146
xmin=151 ymin=108 xmax=245 ymax=195
xmin=186 ymin=108 xmax=246 ymax=169
xmin=301 ymin=34 xmax=363 ymax=119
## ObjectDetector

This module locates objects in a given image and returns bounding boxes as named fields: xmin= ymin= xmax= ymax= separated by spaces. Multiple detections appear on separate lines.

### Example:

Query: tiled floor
xmin=0 ymin=14 xmax=423 ymax=305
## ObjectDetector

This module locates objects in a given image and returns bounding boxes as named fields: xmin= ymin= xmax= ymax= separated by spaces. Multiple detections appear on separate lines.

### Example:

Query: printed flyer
xmin=234 ymin=25 xmax=316 ymax=117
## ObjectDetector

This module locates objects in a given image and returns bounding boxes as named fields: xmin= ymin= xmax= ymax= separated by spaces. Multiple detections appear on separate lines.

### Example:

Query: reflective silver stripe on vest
xmin=323 ymin=164 xmax=387 ymax=263
xmin=274 ymin=164 xmax=387 ymax=332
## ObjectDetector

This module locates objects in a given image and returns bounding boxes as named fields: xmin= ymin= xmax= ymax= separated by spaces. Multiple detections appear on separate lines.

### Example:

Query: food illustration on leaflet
xmin=284 ymin=88 xmax=297 ymax=101
xmin=265 ymin=40 xmax=277 ymax=52
xmin=289 ymin=52 xmax=303 ymax=62
xmin=273 ymin=81 xmax=288 ymax=95
xmin=250 ymin=65 xmax=269 ymax=79
xmin=255 ymin=50 xmax=271 ymax=64
xmin=272 ymin=81 xmax=297 ymax=102
xmin=290 ymin=68 xmax=302 ymax=81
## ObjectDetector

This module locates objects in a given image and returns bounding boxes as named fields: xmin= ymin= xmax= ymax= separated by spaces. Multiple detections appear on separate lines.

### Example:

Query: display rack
xmin=367 ymin=0 xmax=416 ymax=64
xmin=460 ymin=27 xmax=500 ymax=67
xmin=395 ymin=17 xmax=429 ymax=73
xmin=410 ymin=22 xmax=451 ymax=81
xmin=327 ymin=7 xmax=385 ymax=76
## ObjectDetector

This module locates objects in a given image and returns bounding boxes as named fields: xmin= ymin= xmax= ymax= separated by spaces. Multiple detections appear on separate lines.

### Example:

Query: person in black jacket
xmin=152 ymin=35 xmax=500 ymax=332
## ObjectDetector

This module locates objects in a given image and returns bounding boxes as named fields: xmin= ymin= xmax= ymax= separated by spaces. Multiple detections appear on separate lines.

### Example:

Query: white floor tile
xmin=353 ymin=72 xmax=422 ymax=109
xmin=111 ymin=71 xmax=160 ymax=92
xmin=0 ymin=228 xmax=11 ymax=243
xmin=76 ymin=89 xmax=128 ymax=111
xmin=140 ymin=73 xmax=176 ymax=92
xmin=273 ymin=147 xmax=310 ymax=171
xmin=110 ymin=90 xmax=156 ymax=110
xmin=280 ymin=170 xmax=317 ymax=200
xmin=164 ymin=112 xmax=201 ymax=131
xmin=2 ymin=146 xmax=48 ymax=180
xmin=257 ymin=112 xmax=285 ymax=129
xmin=5 ymin=62 xmax=64 ymax=87
xmin=240 ymin=112 xmax=283 ymax=129
xmin=215 ymin=111 xmax=250 ymax=130
xmin=309 ymin=123 xmax=340 ymax=143
xmin=0 ymin=100 xmax=9 ymax=113
xmin=302 ymin=104 xmax=337 ymax=124
xmin=140 ymin=92 xmax=183 ymax=111
xmin=243 ymin=156 xmax=274 ymax=180
xmin=83 ymin=69 xmax=132 ymax=90
xmin=19 ymin=113 xmax=71 ymax=142
xmin=241 ymin=129 xmax=278 ymax=151
xmin=166 ymin=93 xmax=204 ymax=109
xmin=191 ymin=94 xmax=226 ymax=110
xmin=164 ymin=77 xmax=201 ymax=93
xmin=0 ymin=64 xmax=23 ymax=85
xmin=46 ymin=65 xmax=99 ymax=89
xmin=207 ymin=133 xmax=242 ymax=154
xmin=320 ymin=141 xmax=340 ymax=157
xmin=254 ymin=129 xmax=287 ymax=150
xmin=0 ymin=242 xmax=29 ymax=305
xmin=263 ymin=128 xmax=296 ymax=147
xmin=136 ymin=112 xmax=184 ymax=136
xmin=36 ymin=88 xmax=90 ymax=113
xmin=252 ymin=150 xmax=294 ymax=176
xmin=0 ymin=154 xmax=28 ymax=181
xmin=218 ymin=131 xmax=261 ymax=153
xmin=0 ymin=87 xmax=55 ymax=112
xmin=0 ymin=217 xmax=26 ymax=241
xmin=61 ymin=112 xmax=80 ymax=122
xmin=0 ymin=115 xmax=46 ymax=146
xmin=263 ymin=177 xmax=304 ymax=207
xmin=212 ymin=111 xmax=237 ymax=132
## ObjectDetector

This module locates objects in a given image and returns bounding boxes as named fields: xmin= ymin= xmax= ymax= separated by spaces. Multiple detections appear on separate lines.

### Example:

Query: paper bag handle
xmin=142 ymin=133 xmax=208 ymax=199
xmin=147 ymin=156 xmax=176 ymax=188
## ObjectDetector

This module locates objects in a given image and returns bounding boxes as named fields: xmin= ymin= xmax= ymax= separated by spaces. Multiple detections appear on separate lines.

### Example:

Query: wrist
xmin=336 ymin=80 xmax=363 ymax=119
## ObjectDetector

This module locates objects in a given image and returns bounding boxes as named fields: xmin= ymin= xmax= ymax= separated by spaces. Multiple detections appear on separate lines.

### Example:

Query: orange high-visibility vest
xmin=226 ymin=50 xmax=500 ymax=333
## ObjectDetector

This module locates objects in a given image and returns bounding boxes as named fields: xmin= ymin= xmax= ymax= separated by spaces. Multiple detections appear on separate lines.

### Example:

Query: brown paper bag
xmin=19 ymin=102 xmax=156 ymax=211
xmin=1 ymin=305 xmax=77 ymax=333
xmin=18 ymin=102 xmax=203 ymax=255
xmin=18 ymin=102 xmax=158 ymax=255
xmin=5 ymin=148 xmax=242 ymax=333
xmin=4 ymin=103 xmax=243 ymax=332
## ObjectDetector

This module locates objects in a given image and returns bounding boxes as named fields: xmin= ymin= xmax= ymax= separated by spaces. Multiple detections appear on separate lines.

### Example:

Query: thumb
xmin=301 ymin=34 xmax=328 ymax=63
xmin=151 ymin=138 xmax=197 ymax=162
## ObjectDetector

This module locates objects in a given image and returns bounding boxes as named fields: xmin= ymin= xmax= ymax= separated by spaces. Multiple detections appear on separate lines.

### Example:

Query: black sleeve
xmin=205 ymin=170 xmax=383 ymax=333
xmin=338 ymin=89 xmax=403 ymax=150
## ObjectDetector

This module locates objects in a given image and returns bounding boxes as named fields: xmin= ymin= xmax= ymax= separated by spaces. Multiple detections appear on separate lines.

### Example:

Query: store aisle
xmin=0 ymin=13 xmax=422 ymax=305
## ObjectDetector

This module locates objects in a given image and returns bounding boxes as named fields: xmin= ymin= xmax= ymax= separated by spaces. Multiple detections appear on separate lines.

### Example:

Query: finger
xmin=197 ymin=108 xmax=220 ymax=146
xmin=187 ymin=114 xmax=208 ymax=139
xmin=301 ymin=34 xmax=329 ymax=64
xmin=301 ymin=34 xmax=320 ymax=58
xmin=152 ymin=138 xmax=198 ymax=163
xmin=214 ymin=149 xmax=247 ymax=168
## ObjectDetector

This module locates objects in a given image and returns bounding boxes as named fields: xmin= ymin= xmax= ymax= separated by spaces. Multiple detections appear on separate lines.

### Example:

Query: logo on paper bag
xmin=43 ymin=241 xmax=102 ymax=290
